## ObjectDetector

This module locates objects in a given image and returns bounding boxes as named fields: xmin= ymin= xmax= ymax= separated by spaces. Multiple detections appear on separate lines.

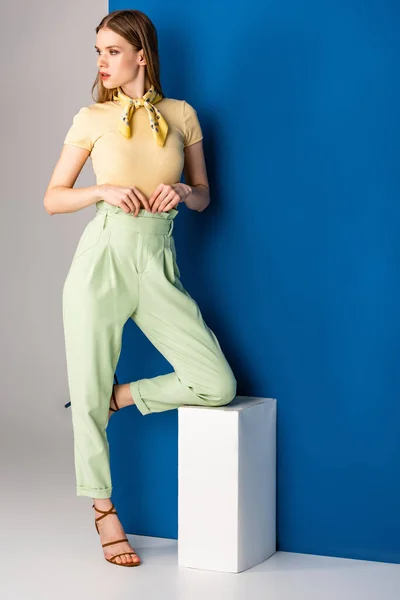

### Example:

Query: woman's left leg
xmin=129 ymin=234 xmax=237 ymax=416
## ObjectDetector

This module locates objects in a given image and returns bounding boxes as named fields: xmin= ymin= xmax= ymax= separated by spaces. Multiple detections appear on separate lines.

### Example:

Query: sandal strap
xmin=102 ymin=537 xmax=129 ymax=548
xmin=108 ymin=552 xmax=140 ymax=561
xmin=92 ymin=502 xmax=117 ymax=523
xmin=110 ymin=373 xmax=120 ymax=411
xmin=112 ymin=386 xmax=120 ymax=411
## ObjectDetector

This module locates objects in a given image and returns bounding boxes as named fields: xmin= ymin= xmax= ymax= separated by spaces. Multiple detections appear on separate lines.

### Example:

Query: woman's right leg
xmin=62 ymin=211 xmax=147 ymax=564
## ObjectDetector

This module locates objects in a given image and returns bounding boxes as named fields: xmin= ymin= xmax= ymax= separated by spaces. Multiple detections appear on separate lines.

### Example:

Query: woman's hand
xmin=148 ymin=183 xmax=192 ymax=213
xmin=98 ymin=184 xmax=151 ymax=216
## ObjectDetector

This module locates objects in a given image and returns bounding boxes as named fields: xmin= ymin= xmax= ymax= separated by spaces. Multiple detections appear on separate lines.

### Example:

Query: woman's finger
xmin=132 ymin=186 xmax=151 ymax=212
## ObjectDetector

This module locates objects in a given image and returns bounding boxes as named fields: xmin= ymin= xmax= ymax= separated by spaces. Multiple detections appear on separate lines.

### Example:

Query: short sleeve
xmin=63 ymin=106 xmax=93 ymax=152
xmin=183 ymin=100 xmax=203 ymax=147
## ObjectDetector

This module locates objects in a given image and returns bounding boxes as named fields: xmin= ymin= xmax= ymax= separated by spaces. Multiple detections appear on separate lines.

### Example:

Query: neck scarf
xmin=112 ymin=85 xmax=168 ymax=147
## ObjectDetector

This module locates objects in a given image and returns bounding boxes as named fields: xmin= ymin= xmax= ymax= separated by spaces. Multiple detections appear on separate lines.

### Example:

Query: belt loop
xmin=167 ymin=218 xmax=174 ymax=237
xmin=102 ymin=213 xmax=108 ymax=230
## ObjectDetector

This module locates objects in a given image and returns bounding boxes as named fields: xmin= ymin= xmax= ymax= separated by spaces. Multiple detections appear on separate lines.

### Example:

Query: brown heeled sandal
xmin=109 ymin=373 xmax=120 ymax=415
xmin=92 ymin=501 xmax=141 ymax=567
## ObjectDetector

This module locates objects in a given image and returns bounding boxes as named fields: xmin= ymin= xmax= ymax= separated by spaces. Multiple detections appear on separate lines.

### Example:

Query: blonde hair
xmin=92 ymin=9 xmax=164 ymax=103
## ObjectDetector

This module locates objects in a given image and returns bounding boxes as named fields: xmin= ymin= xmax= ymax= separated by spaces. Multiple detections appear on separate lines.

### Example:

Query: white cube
xmin=178 ymin=395 xmax=277 ymax=573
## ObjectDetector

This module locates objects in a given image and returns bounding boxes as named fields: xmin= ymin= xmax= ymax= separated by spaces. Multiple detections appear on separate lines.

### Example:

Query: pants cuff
xmin=76 ymin=486 xmax=112 ymax=499
xmin=130 ymin=380 xmax=151 ymax=415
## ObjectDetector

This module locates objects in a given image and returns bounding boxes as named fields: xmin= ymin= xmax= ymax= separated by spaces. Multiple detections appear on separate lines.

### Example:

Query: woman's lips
xmin=100 ymin=73 xmax=110 ymax=79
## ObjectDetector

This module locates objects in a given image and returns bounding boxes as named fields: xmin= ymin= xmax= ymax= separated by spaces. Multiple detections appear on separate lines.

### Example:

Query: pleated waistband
xmin=94 ymin=206 xmax=179 ymax=237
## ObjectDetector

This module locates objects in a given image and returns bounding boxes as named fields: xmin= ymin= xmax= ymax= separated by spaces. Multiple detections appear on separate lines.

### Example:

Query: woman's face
xmin=95 ymin=27 xmax=145 ymax=89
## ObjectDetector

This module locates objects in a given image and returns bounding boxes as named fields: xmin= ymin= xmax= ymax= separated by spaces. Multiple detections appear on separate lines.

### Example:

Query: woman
xmin=44 ymin=9 xmax=236 ymax=567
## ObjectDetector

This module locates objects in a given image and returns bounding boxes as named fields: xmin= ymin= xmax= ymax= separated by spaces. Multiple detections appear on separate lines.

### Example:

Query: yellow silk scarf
xmin=112 ymin=85 xmax=168 ymax=147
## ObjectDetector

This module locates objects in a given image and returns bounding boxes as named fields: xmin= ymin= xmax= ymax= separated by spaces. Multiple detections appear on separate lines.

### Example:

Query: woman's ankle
xmin=114 ymin=383 xmax=135 ymax=409
xmin=93 ymin=497 xmax=112 ymax=510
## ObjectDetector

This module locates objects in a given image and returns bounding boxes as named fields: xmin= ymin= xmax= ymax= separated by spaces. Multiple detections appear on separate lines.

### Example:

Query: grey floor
xmin=3 ymin=423 xmax=399 ymax=600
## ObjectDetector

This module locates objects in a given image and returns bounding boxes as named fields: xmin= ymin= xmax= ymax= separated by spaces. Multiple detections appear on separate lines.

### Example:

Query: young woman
xmin=44 ymin=9 xmax=236 ymax=567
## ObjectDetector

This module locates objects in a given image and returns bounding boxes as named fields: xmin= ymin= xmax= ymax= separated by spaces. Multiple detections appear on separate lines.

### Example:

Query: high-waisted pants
xmin=62 ymin=205 xmax=237 ymax=499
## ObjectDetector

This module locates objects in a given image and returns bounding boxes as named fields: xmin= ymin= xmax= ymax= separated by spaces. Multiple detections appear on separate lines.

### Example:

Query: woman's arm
xmin=184 ymin=184 xmax=210 ymax=212
xmin=182 ymin=140 xmax=210 ymax=212
xmin=44 ymin=144 xmax=102 ymax=215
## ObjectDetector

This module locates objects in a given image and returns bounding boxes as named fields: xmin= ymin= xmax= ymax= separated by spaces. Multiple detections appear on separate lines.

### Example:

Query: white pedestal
xmin=178 ymin=395 xmax=277 ymax=573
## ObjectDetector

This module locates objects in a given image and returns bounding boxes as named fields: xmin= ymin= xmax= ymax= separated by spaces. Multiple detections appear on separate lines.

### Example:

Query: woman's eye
xmin=95 ymin=50 xmax=118 ymax=55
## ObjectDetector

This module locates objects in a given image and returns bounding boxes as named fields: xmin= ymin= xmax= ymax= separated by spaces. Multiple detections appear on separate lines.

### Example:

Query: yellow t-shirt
xmin=63 ymin=98 xmax=203 ymax=202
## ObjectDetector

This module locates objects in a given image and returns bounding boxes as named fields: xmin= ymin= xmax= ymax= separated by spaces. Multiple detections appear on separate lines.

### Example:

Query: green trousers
xmin=62 ymin=205 xmax=237 ymax=499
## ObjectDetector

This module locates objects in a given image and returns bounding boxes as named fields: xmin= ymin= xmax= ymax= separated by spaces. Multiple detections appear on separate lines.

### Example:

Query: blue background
xmin=107 ymin=0 xmax=399 ymax=563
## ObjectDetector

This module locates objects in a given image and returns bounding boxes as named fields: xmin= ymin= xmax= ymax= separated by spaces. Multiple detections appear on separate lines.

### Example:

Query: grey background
xmin=0 ymin=0 xmax=106 ymax=486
